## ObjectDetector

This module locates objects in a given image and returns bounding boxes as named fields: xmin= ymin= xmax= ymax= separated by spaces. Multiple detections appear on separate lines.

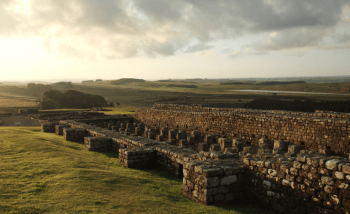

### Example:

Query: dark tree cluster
xmin=257 ymin=81 xmax=306 ymax=85
xmin=220 ymin=82 xmax=253 ymax=85
xmin=52 ymin=82 xmax=73 ymax=88
xmin=40 ymin=89 xmax=112 ymax=110
xmin=27 ymin=83 xmax=52 ymax=92
xmin=244 ymin=98 xmax=350 ymax=113
xmin=110 ymin=78 xmax=145 ymax=85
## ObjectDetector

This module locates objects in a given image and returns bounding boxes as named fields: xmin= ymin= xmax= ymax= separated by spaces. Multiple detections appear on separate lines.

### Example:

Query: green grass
xmin=0 ymin=127 xmax=265 ymax=214
xmin=98 ymin=107 xmax=138 ymax=115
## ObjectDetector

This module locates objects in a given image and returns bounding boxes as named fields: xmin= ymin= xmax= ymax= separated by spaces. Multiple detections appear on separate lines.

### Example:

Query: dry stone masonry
xmin=39 ymin=104 xmax=350 ymax=214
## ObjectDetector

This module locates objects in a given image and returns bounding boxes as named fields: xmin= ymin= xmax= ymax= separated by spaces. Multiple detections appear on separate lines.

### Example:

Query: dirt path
xmin=0 ymin=115 xmax=41 ymax=127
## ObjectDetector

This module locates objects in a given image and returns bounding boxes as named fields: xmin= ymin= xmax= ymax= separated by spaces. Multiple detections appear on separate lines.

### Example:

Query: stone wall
xmin=242 ymin=150 xmax=350 ymax=213
xmin=134 ymin=104 xmax=350 ymax=155
xmin=183 ymin=160 xmax=245 ymax=205
xmin=153 ymin=104 xmax=350 ymax=119
xmin=39 ymin=106 xmax=350 ymax=213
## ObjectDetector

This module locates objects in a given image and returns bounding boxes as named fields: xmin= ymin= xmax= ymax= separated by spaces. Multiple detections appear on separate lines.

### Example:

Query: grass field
xmin=0 ymin=93 xmax=37 ymax=108
xmin=0 ymin=127 xmax=268 ymax=214
xmin=1 ymin=81 xmax=349 ymax=111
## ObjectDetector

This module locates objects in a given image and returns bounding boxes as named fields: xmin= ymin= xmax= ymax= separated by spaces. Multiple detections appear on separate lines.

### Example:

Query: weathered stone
xmin=204 ymin=188 xmax=219 ymax=196
xmin=205 ymin=177 xmax=221 ymax=188
xmin=324 ymin=185 xmax=338 ymax=194
xmin=221 ymin=175 xmax=238 ymax=185
xmin=321 ymin=176 xmax=334 ymax=186
xmin=203 ymin=168 xmax=224 ymax=177
xmin=325 ymin=159 xmax=340 ymax=170
xmin=274 ymin=140 xmax=284 ymax=149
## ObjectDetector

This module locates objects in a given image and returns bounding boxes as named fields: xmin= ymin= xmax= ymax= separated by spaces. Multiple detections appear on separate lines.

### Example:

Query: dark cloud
xmin=0 ymin=0 xmax=349 ymax=58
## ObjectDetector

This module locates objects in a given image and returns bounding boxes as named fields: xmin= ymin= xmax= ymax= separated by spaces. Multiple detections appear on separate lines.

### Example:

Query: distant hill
xmin=257 ymin=81 xmax=306 ymax=85
xmin=110 ymin=78 xmax=146 ymax=85
xmin=156 ymin=80 xmax=175 ymax=82
xmin=167 ymin=84 xmax=198 ymax=88
xmin=220 ymin=82 xmax=253 ymax=85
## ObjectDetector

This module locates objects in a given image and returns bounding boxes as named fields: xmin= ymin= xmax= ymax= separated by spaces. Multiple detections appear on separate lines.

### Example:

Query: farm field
xmin=0 ymin=127 xmax=271 ymax=214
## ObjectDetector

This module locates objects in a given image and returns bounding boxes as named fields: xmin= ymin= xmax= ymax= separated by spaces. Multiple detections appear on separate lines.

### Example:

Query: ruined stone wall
xmin=243 ymin=151 xmax=350 ymax=214
xmin=134 ymin=106 xmax=350 ymax=155
xmin=39 ymin=109 xmax=350 ymax=213
xmin=153 ymin=103 xmax=350 ymax=119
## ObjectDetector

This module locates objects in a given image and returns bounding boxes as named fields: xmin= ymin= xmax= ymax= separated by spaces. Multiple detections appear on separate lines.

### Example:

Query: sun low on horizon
xmin=1 ymin=0 xmax=350 ymax=82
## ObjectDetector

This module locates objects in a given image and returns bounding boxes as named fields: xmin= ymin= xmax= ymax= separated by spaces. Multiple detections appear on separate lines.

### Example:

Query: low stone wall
xmin=134 ymin=106 xmax=350 ymax=155
xmin=119 ymin=147 xmax=157 ymax=169
xmin=183 ymin=160 xmax=245 ymax=205
xmin=63 ymin=128 xmax=87 ymax=142
xmin=84 ymin=137 xmax=113 ymax=152
xmin=42 ymin=123 xmax=59 ymax=133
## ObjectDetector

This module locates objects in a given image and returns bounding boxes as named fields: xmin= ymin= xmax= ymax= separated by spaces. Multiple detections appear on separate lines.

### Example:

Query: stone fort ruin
xmin=39 ymin=104 xmax=350 ymax=214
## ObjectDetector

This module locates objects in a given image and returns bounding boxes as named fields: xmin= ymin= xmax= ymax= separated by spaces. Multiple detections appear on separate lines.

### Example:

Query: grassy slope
xmin=0 ymin=127 xmax=264 ymax=214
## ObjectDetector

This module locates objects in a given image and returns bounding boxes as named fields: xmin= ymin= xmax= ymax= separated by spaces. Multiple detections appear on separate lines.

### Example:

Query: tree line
xmin=244 ymin=98 xmax=350 ymax=113
xmin=40 ymin=89 xmax=113 ymax=110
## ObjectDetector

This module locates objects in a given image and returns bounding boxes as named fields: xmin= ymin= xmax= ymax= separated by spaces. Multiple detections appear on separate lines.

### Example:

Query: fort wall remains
xmin=134 ymin=104 xmax=350 ymax=155
xmin=38 ymin=105 xmax=350 ymax=213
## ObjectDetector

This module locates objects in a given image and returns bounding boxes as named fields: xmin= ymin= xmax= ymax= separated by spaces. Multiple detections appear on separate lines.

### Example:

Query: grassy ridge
xmin=0 ymin=127 xmax=265 ymax=214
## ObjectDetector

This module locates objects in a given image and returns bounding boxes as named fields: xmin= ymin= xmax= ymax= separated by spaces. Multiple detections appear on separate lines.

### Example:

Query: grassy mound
xmin=0 ymin=127 xmax=267 ymax=213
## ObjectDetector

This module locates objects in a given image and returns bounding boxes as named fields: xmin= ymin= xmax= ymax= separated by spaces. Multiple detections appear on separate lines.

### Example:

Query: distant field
xmin=0 ymin=93 xmax=37 ymax=108
xmin=1 ymin=81 xmax=349 ymax=110
xmin=0 ymin=127 xmax=269 ymax=214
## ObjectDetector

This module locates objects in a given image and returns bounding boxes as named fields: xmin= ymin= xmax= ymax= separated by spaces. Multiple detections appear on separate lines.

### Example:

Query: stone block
xmin=243 ymin=146 xmax=252 ymax=153
xmin=220 ymin=175 xmax=238 ymax=186
xmin=204 ymin=135 xmax=216 ymax=144
xmin=274 ymin=140 xmax=284 ymax=149
xmin=179 ymin=139 xmax=188 ymax=148
xmin=198 ymin=143 xmax=209 ymax=152
xmin=187 ymin=136 xmax=194 ymax=145
xmin=156 ymin=135 xmax=164 ymax=141
xmin=288 ymin=145 xmax=301 ymax=154
xmin=205 ymin=177 xmax=221 ymax=188
xmin=204 ymin=188 xmax=218 ymax=196
xmin=176 ymin=130 xmax=187 ymax=140
xmin=233 ymin=140 xmax=243 ymax=152
xmin=325 ymin=159 xmax=340 ymax=171
xmin=343 ymin=164 xmax=350 ymax=174
xmin=168 ymin=129 xmax=177 ymax=139
xmin=220 ymin=139 xmax=231 ymax=151
xmin=225 ymin=147 xmax=238 ymax=153
xmin=203 ymin=168 xmax=224 ymax=177
xmin=209 ymin=144 xmax=221 ymax=152
xmin=191 ymin=130 xmax=199 ymax=139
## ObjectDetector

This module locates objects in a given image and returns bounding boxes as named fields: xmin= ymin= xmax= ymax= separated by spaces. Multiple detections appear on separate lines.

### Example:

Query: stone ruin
xmin=39 ymin=104 xmax=350 ymax=214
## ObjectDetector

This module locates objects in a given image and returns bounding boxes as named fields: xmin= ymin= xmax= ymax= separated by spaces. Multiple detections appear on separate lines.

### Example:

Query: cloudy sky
xmin=1 ymin=0 xmax=350 ymax=81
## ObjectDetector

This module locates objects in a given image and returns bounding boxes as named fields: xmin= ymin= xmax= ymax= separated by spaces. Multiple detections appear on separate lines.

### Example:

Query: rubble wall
xmin=134 ymin=106 xmax=350 ymax=155
xmin=153 ymin=104 xmax=350 ymax=119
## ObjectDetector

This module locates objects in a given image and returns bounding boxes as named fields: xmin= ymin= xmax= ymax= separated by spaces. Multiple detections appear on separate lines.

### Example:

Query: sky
xmin=1 ymin=0 xmax=350 ymax=81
